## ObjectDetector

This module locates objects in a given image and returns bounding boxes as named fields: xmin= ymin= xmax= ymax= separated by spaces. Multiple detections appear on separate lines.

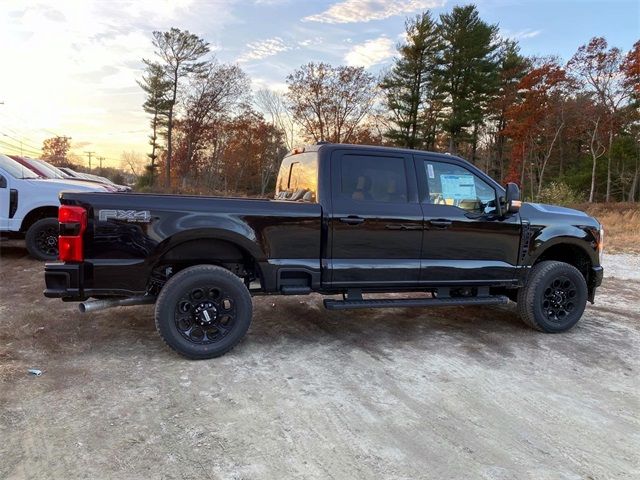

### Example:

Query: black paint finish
xmin=44 ymin=144 xmax=603 ymax=302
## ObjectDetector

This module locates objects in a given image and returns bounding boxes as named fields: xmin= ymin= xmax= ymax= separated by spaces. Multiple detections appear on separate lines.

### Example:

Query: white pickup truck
xmin=0 ymin=153 xmax=110 ymax=260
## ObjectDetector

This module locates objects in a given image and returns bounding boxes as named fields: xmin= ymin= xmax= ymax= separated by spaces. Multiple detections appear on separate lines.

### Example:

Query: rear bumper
xmin=44 ymin=260 xmax=148 ymax=300
xmin=44 ymin=262 xmax=84 ymax=299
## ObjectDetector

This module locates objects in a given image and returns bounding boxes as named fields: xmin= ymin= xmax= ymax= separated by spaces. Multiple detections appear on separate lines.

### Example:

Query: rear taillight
xmin=58 ymin=205 xmax=87 ymax=262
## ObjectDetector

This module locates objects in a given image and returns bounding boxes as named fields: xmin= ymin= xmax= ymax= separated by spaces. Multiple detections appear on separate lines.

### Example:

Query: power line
xmin=0 ymin=139 xmax=42 ymax=157
xmin=0 ymin=131 xmax=42 ymax=152
xmin=0 ymin=135 xmax=42 ymax=153
xmin=0 ymin=108 xmax=60 ymax=138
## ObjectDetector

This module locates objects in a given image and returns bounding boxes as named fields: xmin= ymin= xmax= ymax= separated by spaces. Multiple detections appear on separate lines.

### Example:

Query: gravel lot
xmin=1 ymin=239 xmax=638 ymax=479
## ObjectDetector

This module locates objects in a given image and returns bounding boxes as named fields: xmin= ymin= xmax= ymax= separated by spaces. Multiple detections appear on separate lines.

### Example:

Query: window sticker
xmin=427 ymin=163 xmax=435 ymax=179
xmin=440 ymin=174 xmax=476 ymax=201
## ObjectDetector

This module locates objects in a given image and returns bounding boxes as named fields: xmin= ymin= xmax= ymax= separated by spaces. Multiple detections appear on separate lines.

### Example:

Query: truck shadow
xmin=0 ymin=242 xmax=30 ymax=260
xmin=243 ymin=295 xmax=532 ymax=362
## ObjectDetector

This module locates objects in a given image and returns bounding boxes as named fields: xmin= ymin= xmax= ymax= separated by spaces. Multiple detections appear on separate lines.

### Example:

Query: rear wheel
xmin=25 ymin=217 xmax=59 ymax=260
xmin=517 ymin=260 xmax=587 ymax=332
xmin=154 ymin=265 xmax=253 ymax=359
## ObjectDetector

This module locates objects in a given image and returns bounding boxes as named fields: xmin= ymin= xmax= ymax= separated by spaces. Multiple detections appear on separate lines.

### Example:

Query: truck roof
xmin=289 ymin=143 xmax=462 ymax=162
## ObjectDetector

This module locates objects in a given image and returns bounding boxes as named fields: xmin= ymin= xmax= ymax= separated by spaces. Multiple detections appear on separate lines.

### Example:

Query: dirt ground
xmin=0 ymin=239 xmax=638 ymax=480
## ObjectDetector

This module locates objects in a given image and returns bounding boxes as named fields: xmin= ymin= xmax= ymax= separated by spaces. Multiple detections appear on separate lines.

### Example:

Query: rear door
xmin=326 ymin=149 xmax=423 ymax=287
xmin=416 ymin=155 xmax=521 ymax=284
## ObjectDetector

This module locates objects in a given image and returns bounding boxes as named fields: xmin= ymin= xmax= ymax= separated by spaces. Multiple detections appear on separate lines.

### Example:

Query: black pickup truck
xmin=45 ymin=144 xmax=604 ymax=359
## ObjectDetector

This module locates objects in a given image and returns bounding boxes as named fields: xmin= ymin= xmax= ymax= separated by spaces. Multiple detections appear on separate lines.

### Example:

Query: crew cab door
xmin=326 ymin=149 xmax=423 ymax=287
xmin=0 ymin=173 xmax=10 ymax=229
xmin=416 ymin=155 xmax=521 ymax=284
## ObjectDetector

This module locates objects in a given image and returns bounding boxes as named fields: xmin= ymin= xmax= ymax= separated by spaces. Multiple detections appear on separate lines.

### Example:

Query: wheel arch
xmin=148 ymin=230 xmax=267 ymax=289
xmin=20 ymin=206 xmax=59 ymax=232
xmin=530 ymin=241 xmax=594 ymax=280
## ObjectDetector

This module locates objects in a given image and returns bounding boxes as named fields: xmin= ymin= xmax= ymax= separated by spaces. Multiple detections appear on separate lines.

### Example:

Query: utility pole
xmin=98 ymin=156 xmax=105 ymax=174
xmin=84 ymin=151 xmax=95 ymax=171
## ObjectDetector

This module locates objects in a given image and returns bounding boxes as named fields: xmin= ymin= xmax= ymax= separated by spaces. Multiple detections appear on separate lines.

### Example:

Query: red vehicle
xmin=8 ymin=156 xmax=119 ymax=192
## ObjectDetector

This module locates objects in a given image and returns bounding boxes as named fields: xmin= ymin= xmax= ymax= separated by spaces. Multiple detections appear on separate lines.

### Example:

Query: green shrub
xmin=537 ymin=182 xmax=584 ymax=206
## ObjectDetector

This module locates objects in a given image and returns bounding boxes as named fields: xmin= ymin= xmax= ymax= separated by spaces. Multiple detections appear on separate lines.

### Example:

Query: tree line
xmin=139 ymin=5 xmax=639 ymax=202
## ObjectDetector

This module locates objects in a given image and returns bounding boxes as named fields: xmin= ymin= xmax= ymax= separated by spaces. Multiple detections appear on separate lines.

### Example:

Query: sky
xmin=0 ymin=0 xmax=638 ymax=168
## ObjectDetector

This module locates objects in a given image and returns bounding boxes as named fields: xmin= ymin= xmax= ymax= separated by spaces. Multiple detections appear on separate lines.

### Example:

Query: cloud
xmin=253 ymin=0 xmax=291 ymax=4
xmin=238 ymin=37 xmax=291 ymax=62
xmin=0 ymin=0 xmax=237 ymax=162
xmin=304 ymin=0 xmax=445 ymax=24
xmin=298 ymin=37 xmax=323 ymax=47
xmin=501 ymin=28 xmax=542 ymax=40
xmin=345 ymin=36 xmax=395 ymax=67
xmin=251 ymin=77 xmax=288 ymax=93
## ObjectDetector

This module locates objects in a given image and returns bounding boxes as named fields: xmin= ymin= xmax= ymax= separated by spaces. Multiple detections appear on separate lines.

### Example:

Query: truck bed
xmin=51 ymin=191 xmax=323 ymax=296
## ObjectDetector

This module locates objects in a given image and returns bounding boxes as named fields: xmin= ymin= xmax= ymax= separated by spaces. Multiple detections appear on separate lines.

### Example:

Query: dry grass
xmin=574 ymin=202 xmax=640 ymax=254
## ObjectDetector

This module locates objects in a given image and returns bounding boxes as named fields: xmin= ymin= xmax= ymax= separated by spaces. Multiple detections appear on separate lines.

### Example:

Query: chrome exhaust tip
xmin=78 ymin=295 xmax=156 ymax=313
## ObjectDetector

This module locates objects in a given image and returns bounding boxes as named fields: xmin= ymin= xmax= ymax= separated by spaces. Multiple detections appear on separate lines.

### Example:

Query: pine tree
xmin=138 ymin=61 xmax=172 ymax=186
xmin=436 ymin=5 xmax=500 ymax=155
xmin=380 ymin=12 xmax=439 ymax=149
xmin=147 ymin=28 xmax=210 ymax=187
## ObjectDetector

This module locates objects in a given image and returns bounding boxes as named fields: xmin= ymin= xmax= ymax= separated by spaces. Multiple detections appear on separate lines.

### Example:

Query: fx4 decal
xmin=98 ymin=209 xmax=152 ymax=223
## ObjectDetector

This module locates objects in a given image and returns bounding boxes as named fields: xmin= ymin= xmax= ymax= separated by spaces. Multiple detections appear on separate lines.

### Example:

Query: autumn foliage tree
xmin=568 ymin=37 xmax=634 ymax=201
xmin=286 ymin=62 xmax=376 ymax=143
xmin=137 ymin=19 xmax=637 ymax=204
xmin=41 ymin=136 xmax=71 ymax=166
xmin=503 ymin=60 xmax=571 ymax=197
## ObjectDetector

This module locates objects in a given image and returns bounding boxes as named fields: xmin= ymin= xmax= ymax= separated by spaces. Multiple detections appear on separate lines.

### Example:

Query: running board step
xmin=280 ymin=286 xmax=312 ymax=295
xmin=323 ymin=295 xmax=509 ymax=310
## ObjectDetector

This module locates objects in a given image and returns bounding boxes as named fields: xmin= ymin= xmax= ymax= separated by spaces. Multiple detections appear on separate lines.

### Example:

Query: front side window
xmin=340 ymin=154 xmax=407 ymax=203
xmin=424 ymin=161 xmax=497 ymax=214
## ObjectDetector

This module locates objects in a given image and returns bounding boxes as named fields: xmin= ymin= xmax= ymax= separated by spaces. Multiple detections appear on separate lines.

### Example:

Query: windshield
xmin=0 ymin=153 xmax=40 ymax=179
xmin=28 ymin=158 xmax=67 ymax=179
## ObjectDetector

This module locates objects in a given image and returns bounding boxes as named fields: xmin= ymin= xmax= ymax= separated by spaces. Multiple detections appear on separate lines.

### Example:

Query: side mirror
xmin=505 ymin=182 xmax=521 ymax=213
xmin=0 ymin=175 xmax=6 ymax=188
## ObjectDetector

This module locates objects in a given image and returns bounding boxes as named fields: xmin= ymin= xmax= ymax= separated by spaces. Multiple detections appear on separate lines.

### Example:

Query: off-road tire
xmin=154 ymin=265 xmax=253 ymax=359
xmin=25 ymin=217 xmax=59 ymax=261
xmin=517 ymin=260 xmax=587 ymax=333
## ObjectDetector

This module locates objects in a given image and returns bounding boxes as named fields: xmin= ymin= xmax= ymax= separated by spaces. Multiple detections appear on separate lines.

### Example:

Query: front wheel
xmin=25 ymin=217 xmax=59 ymax=260
xmin=517 ymin=261 xmax=588 ymax=333
xmin=154 ymin=265 xmax=253 ymax=359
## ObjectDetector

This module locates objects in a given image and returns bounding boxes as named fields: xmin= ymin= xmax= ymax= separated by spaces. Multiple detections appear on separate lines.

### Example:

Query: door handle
xmin=385 ymin=224 xmax=422 ymax=230
xmin=428 ymin=219 xmax=452 ymax=229
xmin=339 ymin=216 xmax=365 ymax=225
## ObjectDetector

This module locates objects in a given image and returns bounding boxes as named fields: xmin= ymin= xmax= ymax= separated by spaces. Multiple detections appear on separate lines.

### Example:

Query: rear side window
xmin=275 ymin=152 xmax=318 ymax=202
xmin=340 ymin=154 xmax=407 ymax=203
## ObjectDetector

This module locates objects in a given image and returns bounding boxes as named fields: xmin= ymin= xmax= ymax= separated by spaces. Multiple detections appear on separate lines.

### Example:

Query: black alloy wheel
xmin=517 ymin=260 xmax=588 ymax=333
xmin=25 ymin=217 xmax=59 ymax=260
xmin=541 ymin=275 xmax=578 ymax=322
xmin=155 ymin=265 xmax=253 ymax=359
xmin=174 ymin=286 xmax=237 ymax=345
